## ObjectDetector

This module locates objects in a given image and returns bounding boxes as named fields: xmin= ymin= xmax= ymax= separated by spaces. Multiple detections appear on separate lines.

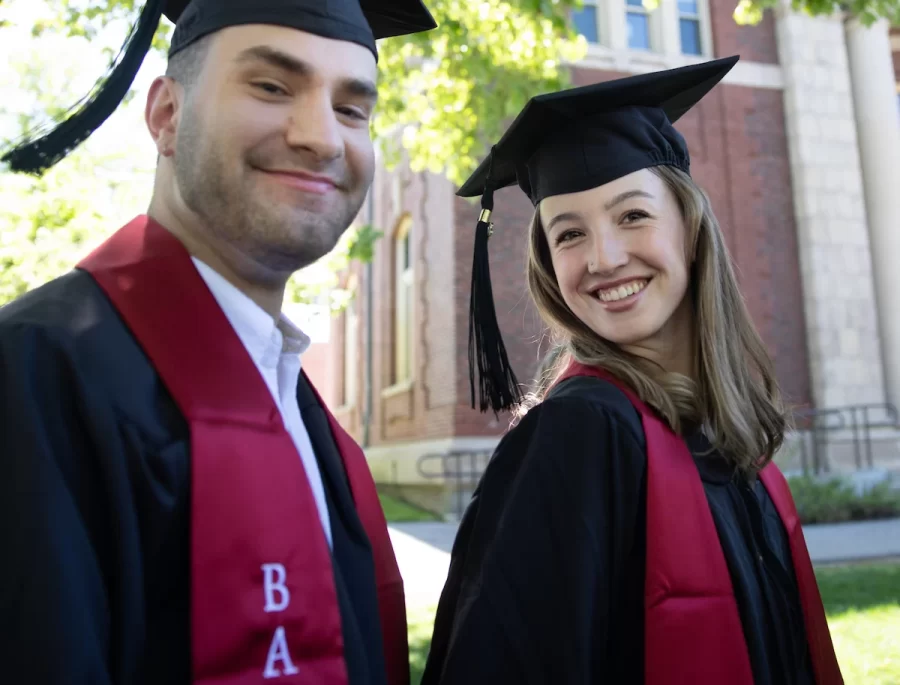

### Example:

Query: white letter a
xmin=263 ymin=626 xmax=299 ymax=678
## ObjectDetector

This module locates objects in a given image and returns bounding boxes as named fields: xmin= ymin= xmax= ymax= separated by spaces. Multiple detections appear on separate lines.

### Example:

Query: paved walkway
xmin=388 ymin=525 xmax=453 ymax=610
xmin=389 ymin=517 xmax=900 ymax=609
xmin=802 ymin=517 xmax=900 ymax=564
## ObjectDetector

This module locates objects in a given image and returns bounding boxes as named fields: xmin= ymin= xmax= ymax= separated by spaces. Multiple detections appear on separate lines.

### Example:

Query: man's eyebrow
xmin=341 ymin=78 xmax=378 ymax=101
xmin=234 ymin=45 xmax=377 ymax=100
xmin=234 ymin=45 xmax=311 ymax=75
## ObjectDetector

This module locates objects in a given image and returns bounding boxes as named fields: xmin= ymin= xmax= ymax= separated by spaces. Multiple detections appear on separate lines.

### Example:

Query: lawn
xmin=406 ymin=561 xmax=900 ymax=684
xmin=816 ymin=562 xmax=900 ymax=684
xmin=378 ymin=493 xmax=441 ymax=523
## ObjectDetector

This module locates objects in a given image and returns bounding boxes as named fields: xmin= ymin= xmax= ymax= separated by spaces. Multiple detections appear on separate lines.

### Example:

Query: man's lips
xmin=258 ymin=168 xmax=339 ymax=194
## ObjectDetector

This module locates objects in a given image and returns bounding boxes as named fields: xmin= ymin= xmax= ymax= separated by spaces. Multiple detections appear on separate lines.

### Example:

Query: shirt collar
xmin=191 ymin=257 xmax=311 ymax=369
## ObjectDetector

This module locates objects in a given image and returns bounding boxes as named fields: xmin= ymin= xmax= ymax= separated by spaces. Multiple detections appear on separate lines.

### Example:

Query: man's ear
xmin=145 ymin=76 xmax=182 ymax=157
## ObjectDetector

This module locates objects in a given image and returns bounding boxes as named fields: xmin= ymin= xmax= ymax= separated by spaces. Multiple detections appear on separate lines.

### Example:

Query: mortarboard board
xmin=461 ymin=56 xmax=739 ymax=416
xmin=1 ymin=0 xmax=437 ymax=176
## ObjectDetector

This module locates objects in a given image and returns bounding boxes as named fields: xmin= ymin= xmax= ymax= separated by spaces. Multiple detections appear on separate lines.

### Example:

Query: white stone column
xmin=775 ymin=4 xmax=886 ymax=410
xmin=845 ymin=17 xmax=900 ymax=410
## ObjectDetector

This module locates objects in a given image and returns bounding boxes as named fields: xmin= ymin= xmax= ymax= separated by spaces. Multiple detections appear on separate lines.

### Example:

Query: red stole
xmin=556 ymin=362 xmax=843 ymax=685
xmin=78 ymin=216 xmax=409 ymax=685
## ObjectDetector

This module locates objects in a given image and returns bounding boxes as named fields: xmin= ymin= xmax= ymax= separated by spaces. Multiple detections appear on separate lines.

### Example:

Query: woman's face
xmin=539 ymin=168 xmax=692 ymax=359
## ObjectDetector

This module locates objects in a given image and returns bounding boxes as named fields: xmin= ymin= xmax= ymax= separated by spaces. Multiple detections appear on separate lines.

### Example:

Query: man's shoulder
xmin=0 ymin=267 xmax=185 ymax=438
xmin=0 ymin=268 xmax=132 ymax=376
xmin=0 ymin=269 xmax=106 ymax=336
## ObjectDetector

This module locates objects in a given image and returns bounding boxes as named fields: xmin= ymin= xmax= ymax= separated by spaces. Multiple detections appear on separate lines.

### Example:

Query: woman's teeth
xmin=596 ymin=279 xmax=648 ymax=302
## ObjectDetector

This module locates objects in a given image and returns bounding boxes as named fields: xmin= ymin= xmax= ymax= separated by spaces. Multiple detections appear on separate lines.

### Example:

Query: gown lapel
xmin=296 ymin=374 xmax=388 ymax=685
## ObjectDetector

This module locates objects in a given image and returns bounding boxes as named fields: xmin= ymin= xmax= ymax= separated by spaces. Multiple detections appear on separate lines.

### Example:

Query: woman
xmin=423 ymin=57 xmax=843 ymax=685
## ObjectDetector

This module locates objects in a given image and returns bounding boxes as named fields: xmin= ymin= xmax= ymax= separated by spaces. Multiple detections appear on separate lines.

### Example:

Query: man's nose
xmin=284 ymin=95 xmax=343 ymax=162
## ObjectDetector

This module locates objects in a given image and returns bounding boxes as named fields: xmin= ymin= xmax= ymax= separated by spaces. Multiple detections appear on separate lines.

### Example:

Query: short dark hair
xmin=165 ymin=35 xmax=212 ymax=91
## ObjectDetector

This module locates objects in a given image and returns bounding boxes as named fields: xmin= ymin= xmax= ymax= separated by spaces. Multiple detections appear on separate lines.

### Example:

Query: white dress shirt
xmin=192 ymin=258 xmax=333 ymax=549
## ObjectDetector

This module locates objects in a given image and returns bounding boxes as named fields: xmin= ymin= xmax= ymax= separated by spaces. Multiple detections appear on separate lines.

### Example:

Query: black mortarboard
xmin=461 ymin=56 xmax=738 ymax=415
xmin=2 ymin=0 xmax=436 ymax=176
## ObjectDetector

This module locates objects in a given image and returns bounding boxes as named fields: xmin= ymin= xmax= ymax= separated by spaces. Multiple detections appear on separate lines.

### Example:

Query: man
xmin=0 ymin=0 xmax=435 ymax=683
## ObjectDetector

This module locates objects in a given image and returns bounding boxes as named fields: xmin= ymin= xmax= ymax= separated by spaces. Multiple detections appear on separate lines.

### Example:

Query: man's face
xmin=171 ymin=25 xmax=378 ymax=274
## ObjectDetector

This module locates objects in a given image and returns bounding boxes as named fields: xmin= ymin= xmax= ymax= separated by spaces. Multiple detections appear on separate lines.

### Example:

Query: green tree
xmin=8 ymin=0 xmax=900 ymax=182
xmin=732 ymin=0 xmax=900 ymax=27
xmin=0 ymin=22 xmax=154 ymax=305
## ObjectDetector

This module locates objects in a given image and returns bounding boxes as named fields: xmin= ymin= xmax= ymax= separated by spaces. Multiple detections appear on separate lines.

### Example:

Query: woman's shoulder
xmin=493 ymin=375 xmax=647 ymax=465
xmin=540 ymin=375 xmax=645 ymax=445
xmin=475 ymin=374 xmax=648 ymax=531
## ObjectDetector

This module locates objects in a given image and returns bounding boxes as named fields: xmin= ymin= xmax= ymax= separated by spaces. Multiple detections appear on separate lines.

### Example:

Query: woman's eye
xmin=622 ymin=209 xmax=651 ymax=224
xmin=555 ymin=229 xmax=581 ymax=245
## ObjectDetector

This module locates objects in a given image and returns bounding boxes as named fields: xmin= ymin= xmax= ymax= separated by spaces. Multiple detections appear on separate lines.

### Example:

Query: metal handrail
xmin=413 ymin=404 xmax=899 ymax=515
xmin=417 ymin=449 xmax=494 ymax=518
xmin=790 ymin=403 xmax=898 ymax=472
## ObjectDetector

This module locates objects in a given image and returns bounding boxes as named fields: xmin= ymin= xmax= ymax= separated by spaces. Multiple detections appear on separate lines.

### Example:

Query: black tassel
xmin=1 ymin=0 xmax=166 ymax=176
xmin=468 ymin=172 xmax=522 ymax=415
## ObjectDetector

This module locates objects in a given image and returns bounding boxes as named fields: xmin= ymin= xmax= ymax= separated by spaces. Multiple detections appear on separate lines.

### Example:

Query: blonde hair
xmin=525 ymin=165 xmax=786 ymax=475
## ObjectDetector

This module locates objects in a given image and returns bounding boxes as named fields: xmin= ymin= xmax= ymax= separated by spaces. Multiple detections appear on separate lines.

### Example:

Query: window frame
xmin=569 ymin=0 xmax=714 ymax=61
xmin=340 ymin=277 xmax=359 ymax=409
xmin=390 ymin=214 xmax=414 ymax=388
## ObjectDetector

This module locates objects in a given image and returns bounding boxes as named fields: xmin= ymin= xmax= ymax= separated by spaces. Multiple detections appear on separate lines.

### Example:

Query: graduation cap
xmin=461 ymin=56 xmax=739 ymax=415
xmin=1 ymin=0 xmax=437 ymax=176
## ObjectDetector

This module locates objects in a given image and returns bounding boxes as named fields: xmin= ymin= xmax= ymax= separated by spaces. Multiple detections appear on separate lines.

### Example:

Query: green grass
xmin=815 ymin=562 xmax=900 ymax=684
xmin=405 ymin=562 xmax=900 ymax=684
xmin=408 ymin=605 xmax=437 ymax=685
xmin=378 ymin=493 xmax=440 ymax=523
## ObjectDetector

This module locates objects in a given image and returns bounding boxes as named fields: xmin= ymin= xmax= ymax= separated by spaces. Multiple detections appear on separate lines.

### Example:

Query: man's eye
xmin=252 ymin=82 xmax=288 ymax=96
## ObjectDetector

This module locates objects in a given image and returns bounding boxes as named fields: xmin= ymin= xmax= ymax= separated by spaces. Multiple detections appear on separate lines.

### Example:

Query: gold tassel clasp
xmin=479 ymin=209 xmax=495 ymax=237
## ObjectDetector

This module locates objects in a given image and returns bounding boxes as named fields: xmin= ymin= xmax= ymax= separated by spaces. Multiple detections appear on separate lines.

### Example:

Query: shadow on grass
xmin=815 ymin=562 xmax=900 ymax=615
xmin=379 ymin=493 xmax=442 ymax=524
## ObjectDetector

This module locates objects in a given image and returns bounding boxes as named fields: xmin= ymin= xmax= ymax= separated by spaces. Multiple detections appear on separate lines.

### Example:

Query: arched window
xmin=392 ymin=215 xmax=414 ymax=385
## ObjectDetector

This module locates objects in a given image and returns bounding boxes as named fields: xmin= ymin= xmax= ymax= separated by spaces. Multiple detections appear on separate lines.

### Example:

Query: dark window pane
xmin=678 ymin=0 xmax=698 ymax=14
xmin=572 ymin=5 xmax=598 ymax=43
xmin=627 ymin=12 xmax=650 ymax=50
xmin=680 ymin=18 xmax=701 ymax=55
xmin=626 ymin=0 xmax=644 ymax=7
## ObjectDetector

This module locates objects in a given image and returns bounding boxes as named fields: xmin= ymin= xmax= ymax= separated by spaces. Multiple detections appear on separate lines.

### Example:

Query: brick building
xmin=303 ymin=0 xmax=900 ymax=511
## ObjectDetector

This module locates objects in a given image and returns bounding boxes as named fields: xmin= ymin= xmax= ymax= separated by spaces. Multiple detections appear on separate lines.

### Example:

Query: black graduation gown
xmin=0 ymin=269 xmax=386 ymax=685
xmin=422 ymin=376 xmax=816 ymax=685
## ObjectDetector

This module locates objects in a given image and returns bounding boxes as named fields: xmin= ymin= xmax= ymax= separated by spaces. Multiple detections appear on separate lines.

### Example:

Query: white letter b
xmin=262 ymin=563 xmax=290 ymax=613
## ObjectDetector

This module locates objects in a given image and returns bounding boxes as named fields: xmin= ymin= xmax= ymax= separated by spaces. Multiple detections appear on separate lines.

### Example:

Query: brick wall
xmin=682 ymin=83 xmax=811 ymax=409
xmin=332 ymin=165 xmax=461 ymax=448
xmin=708 ymin=3 xmax=779 ymax=64
xmin=303 ymin=341 xmax=336 ymax=406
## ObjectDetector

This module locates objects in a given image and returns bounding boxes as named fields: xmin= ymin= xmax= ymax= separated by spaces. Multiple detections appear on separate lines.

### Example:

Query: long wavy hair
xmin=524 ymin=165 xmax=787 ymax=476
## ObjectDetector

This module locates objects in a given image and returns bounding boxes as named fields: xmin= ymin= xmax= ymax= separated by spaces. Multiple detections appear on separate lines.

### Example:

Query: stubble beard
xmin=173 ymin=108 xmax=364 ymax=276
